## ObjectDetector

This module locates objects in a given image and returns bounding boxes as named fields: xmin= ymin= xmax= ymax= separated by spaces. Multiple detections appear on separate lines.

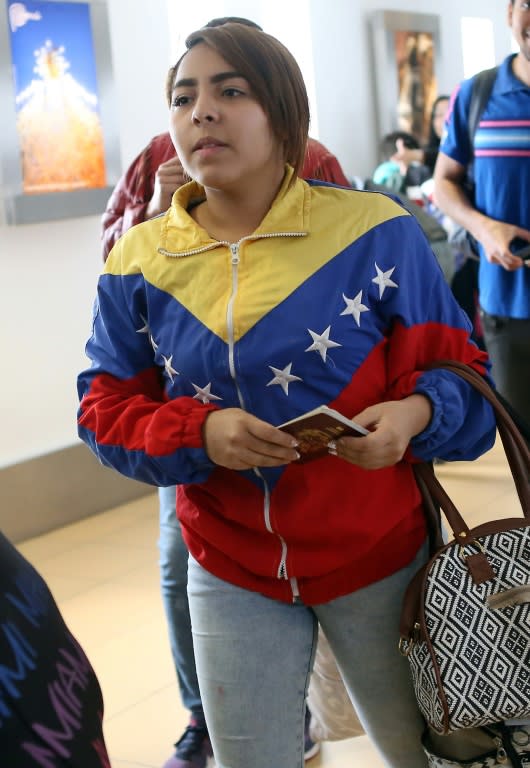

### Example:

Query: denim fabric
xmin=158 ymin=485 xmax=203 ymax=719
xmin=188 ymin=544 xmax=436 ymax=768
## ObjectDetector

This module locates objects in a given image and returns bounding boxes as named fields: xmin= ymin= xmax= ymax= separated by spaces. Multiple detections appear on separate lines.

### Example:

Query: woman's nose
xmin=192 ymin=97 xmax=218 ymax=124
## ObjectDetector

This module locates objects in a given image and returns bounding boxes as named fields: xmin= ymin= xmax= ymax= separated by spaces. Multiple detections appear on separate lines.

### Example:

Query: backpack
xmin=448 ymin=66 xmax=499 ymax=257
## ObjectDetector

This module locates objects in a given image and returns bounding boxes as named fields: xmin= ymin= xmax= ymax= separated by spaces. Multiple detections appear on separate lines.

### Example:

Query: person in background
xmin=100 ymin=16 xmax=348 ymax=768
xmin=433 ymin=0 xmax=530 ymax=435
xmin=371 ymin=130 xmax=430 ymax=195
xmin=79 ymin=20 xmax=496 ymax=768
xmin=0 ymin=530 xmax=111 ymax=767
xmin=391 ymin=95 xmax=450 ymax=175
xmin=388 ymin=94 xmax=485 ymax=349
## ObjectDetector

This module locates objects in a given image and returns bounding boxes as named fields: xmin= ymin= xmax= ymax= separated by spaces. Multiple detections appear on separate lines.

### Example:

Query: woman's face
xmin=432 ymin=98 xmax=449 ymax=140
xmin=169 ymin=43 xmax=284 ymax=191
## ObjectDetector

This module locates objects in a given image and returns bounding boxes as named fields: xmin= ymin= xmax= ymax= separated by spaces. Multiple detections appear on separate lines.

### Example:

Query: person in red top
xmin=99 ymin=17 xmax=349 ymax=768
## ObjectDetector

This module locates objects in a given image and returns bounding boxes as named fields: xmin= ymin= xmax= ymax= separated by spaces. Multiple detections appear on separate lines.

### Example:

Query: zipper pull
xmin=230 ymin=243 xmax=239 ymax=265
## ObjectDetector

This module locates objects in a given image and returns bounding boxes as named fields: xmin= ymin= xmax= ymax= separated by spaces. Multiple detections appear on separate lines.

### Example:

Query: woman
xmin=78 ymin=23 xmax=495 ymax=768
xmin=391 ymin=94 xmax=450 ymax=175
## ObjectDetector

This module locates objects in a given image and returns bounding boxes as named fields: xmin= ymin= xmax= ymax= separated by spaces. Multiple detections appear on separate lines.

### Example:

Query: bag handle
xmin=413 ymin=360 xmax=530 ymax=542
xmin=400 ymin=361 xmax=530 ymax=645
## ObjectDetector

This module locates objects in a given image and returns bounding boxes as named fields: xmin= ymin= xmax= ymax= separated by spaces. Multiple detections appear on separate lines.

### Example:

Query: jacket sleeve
xmin=374 ymin=210 xmax=496 ymax=462
xmin=77 ymin=252 xmax=218 ymax=486
xmin=101 ymin=144 xmax=153 ymax=262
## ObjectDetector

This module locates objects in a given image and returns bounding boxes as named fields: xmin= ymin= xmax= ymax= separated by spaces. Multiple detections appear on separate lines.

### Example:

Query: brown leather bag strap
xmin=415 ymin=361 xmax=530 ymax=540
xmin=401 ymin=361 xmax=530 ymax=641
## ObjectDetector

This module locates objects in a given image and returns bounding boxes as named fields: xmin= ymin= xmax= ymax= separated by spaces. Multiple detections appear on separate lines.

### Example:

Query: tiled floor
xmin=17 ymin=436 xmax=519 ymax=768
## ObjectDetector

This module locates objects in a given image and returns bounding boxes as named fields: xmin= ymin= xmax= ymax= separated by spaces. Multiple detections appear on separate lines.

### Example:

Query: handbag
xmin=423 ymin=722 xmax=530 ymax=767
xmin=399 ymin=360 xmax=530 ymax=735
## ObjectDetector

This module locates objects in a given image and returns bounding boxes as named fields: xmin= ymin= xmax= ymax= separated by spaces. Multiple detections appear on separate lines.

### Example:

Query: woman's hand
xmin=203 ymin=408 xmax=300 ymax=470
xmin=328 ymin=395 xmax=432 ymax=470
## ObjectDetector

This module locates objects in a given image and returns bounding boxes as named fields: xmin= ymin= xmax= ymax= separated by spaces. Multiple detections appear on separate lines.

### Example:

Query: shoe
xmin=304 ymin=706 xmax=321 ymax=761
xmin=162 ymin=719 xmax=213 ymax=768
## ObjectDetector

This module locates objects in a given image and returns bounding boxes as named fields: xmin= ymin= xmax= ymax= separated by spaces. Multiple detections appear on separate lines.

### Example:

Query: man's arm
xmin=433 ymin=152 xmax=527 ymax=271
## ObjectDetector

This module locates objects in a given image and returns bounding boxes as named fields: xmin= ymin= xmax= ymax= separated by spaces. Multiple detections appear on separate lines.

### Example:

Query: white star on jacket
xmin=267 ymin=363 xmax=303 ymax=396
xmin=305 ymin=326 xmax=342 ymax=362
xmin=372 ymin=263 xmax=398 ymax=299
xmin=162 ymin=354 xmax=179 ymax=382
xmin=340 ymin=291 xmax=370 ymax=326
xmin=192 ymin=382 xmax=223 ymax=405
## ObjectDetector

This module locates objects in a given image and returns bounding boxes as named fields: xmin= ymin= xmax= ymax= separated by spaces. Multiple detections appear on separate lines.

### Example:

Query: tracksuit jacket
xmin=78 ymin=167 xmax=495 ymax=605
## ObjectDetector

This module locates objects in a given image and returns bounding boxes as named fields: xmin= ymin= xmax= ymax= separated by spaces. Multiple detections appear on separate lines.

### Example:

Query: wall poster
xmin=371 ymin=11 xmax=441 ymax=147
xmin=7 ymin=0 xmax=106 ymax=194
xmin=0 ymin=0 xmax=120 ymax=224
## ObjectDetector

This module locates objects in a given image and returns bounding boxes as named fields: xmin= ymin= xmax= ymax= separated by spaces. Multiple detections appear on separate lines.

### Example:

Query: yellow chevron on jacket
xmin=104 ymin=168 xmax=410 ymax=342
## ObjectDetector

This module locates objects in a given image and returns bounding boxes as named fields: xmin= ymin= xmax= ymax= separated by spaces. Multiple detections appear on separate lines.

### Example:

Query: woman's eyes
xmin=172 ymin=95 xmax=191 ymax=108
xmin=222 ymin=87 xmax=245 ymax=98
xmin=171 ymin=86 xmax=246 ymax=107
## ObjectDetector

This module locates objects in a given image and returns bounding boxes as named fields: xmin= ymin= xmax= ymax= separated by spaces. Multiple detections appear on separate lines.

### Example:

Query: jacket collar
xmin=157 ymin=165 xmax=310 ymax=257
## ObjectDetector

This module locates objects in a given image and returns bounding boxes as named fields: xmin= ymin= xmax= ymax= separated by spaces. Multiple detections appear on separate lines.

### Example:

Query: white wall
xmin=309 ymin=0 xmax=512 ymax=183
xmin=0 ymin=0 xmax=171 ymax=468
xmin=0 ymin=0 xmax=514 ymax=469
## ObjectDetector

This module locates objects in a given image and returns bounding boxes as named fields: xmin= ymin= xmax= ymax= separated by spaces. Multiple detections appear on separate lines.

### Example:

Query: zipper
xmin=158 ymin=242 xmax=221 ymax=258
xmin=158 ymin=230 xmax=307 ymax=259
xmin=162 ymin=231 xmax=308 ymax=597
xmin=257 ymin=467 xmax=297 ymax=597
xmin=226 ymin=243 xmax=246 ymax=410
xmin=223 ymin=235 xmax=306 ymax=596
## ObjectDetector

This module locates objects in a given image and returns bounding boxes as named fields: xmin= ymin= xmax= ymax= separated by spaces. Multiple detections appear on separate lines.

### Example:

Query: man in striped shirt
xmin=433 ymin=0 xmax=530 ymax=436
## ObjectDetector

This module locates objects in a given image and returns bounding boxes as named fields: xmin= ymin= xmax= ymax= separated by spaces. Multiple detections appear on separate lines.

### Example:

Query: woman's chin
xmin=193 ymin=170 xmax=239 ymax=191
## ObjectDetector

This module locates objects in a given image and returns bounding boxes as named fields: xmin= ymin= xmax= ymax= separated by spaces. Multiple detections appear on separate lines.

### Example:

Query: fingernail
xmin=291 ymin=439 xmax=299 ymax=448
xmin=294 ymin=451 xmax=301 ymax=460
xmin=328 ymin=441 xmax=337 ymax=453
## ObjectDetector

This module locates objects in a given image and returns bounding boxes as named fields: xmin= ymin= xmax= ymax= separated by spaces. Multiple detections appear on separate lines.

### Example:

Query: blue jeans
xmin=187 ymin=545 xmax=433 ymax=768
xmin=158 ymin=485 xmax=203 ymax=720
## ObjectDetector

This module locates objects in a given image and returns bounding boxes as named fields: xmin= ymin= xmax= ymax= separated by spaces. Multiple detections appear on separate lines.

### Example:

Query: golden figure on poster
xmin=8 ymin=1 xmax=107 ymax=195
xmin=15 ymin=40 xmax=106 ymax=193
xmin=394 ymin=31 xmax=437 ymax=143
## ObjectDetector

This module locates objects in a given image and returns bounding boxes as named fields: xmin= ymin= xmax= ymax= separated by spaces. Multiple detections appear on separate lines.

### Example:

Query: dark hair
xmin=166 ymin=23 xmax=309 ymax=179
xmin=379 ymin=130 xmax=419 ymax=161
xmin=204 ymin=17 xmax=262 ymax=30
xmin=165 ymin=17 xmax=262 ymax=114
xmin=427 ymin=94 xmax=450 ymax=148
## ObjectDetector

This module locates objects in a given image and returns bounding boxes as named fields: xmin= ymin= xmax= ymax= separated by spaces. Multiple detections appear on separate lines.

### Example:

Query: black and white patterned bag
xmin=399 ymin=361 xmax=530 ymax=735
